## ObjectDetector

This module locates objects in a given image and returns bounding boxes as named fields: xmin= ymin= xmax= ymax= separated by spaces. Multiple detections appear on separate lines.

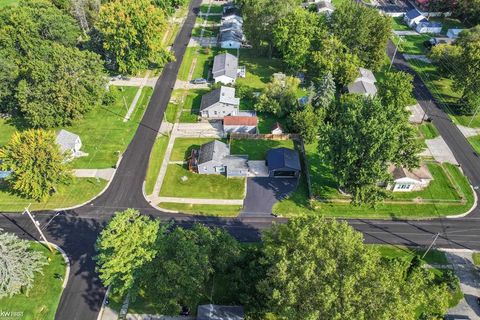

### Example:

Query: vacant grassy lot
xmin=0 ymin=242 xmax=66 ymax=319
xmin=230 ymin=139 xmax=295 ymax=160
xmin=170 ymin=138 xmax=226 ymax=161
xmin=0 ymin=178 xmax=107 ymax=212
xmin=237 ymin=49 xmax=285 ymax=90
xmin=159 ymin=164 xmax=245 ymax=199
xmin=159 ymin=203 xmax=242 ymax=217
xmin=144 ymin=135 xmax=169 ymax=195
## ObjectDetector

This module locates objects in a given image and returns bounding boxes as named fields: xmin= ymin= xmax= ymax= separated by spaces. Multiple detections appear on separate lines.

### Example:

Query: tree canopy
xmin=0 ymin=129 xmax=72 ymax=201
xmin=254 ymin=76 xmax=300 ymax=117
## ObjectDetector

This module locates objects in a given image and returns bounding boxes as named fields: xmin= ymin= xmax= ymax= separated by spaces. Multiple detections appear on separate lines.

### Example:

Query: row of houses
xmin=219 ymin=3 xmax=245 ymax=49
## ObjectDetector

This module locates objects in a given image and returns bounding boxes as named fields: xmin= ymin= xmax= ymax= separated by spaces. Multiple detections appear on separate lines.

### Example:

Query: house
xmin=387 ymin=164 xmax=433 ymax=192
xmin=192 ymin=140 xmax=249 ymax=177
xmin=447 ymin=28 xmax=464 ymax=39
xmin=197 ymin=304 xmax=244 ymax=320
xmin=222 ymin=13 xmax=243 ymax=25
xmin=315 ymin=0 xmax=334 ymax=14
xmin=416 ymin=20 xmax=443 ymax=34
xmin=219 ymin=29 xmax=244 ymax=49
xmin=56 ymin=129 xmax=84 ymax=159
xmin=200 ymin=86 xmax=240 ymax=118
xmin=271 ymin=122 xmax=284 ymax=135
xmin=404 ymin=9 xmax=425 ymax=28
xmin=223 ymin=116 xmax=258 ymax=134
xmin=212 ymin=53 xmax=238 ymax=84
xmin=266 ymin=148 xmax=301 ymax=178
xmin=347 ymin=67 xmax=377 ymax=96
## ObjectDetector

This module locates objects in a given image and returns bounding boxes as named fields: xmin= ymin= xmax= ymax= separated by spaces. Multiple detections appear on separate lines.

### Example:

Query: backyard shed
xmin=266 ymin=148 xmax=301 ymax=178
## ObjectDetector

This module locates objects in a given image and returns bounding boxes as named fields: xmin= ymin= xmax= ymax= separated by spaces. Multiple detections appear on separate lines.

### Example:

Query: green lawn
xmin=170 ymin=138 xmax=225 ymax=161
xmin=192 ymin=26 xmax=219 ymax=38
xmin=375 ymin=245 xmax=449 ymax=265
xmin=200 ymin=4 xmax=223 ymax=13
xmin=472 ymin=252 xmax=480 ymax=266
xmin=144 ymin=135 xmax=169 ymax=195
xmin=396 ymin=34 xmax=430 ymax=55
xmin=69 ymin=86 xmax=149 ymax=168
xmin=391 ymin=16 xmax=410 ymax=31
xmin=230 ymin=139 xmax=295 ymax=160
xmin=0 ymin=178 xmax=107 ymax=212
xmin=237 ymin=49 xmax=285 ymax=90
xmin=430 ymin=17 xmax=465 ymax=35
xmin=178 ymin=47 xmax=228 ymax=81
xmin=0 ymin=0 xmax=18 ymax=7
xmin=159 ymin=164 xmax=245 ymax=199
xmin=183 ymin=89 xmax=209 ymax=109
xmin=0 ymin=242 xmax=66 ymax=319
xmin=179 ymin=110 xmax=199 ymax=123
xmin=178 ymin=47 xmax=196 ymax=81
xmin=0 ymin=118 xmax=19 ymax=147
xmin=467 ymin=135 xmax=480 ymax=155
xmin=165 ymin=103 xmax=179 ymax=123
xmin=159 ymin=203 xmax=242 ymax=217
xmin=257 ymin=113 xmax=287 ymax=134
xmin=418 ymin=122 xmax=439 ymax=140
xmin=196 ymin=14 xmax=222 ymax=25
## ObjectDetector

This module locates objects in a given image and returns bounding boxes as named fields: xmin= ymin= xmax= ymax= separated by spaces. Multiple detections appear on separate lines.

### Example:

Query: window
xmin=396 ymin=184 xmax=411 ymax=190
xmin=215 ymin=166 xmax=225 ymax=173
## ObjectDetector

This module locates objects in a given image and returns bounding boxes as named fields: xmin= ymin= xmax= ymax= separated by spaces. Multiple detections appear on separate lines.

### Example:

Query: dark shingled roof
xmin=405 ymin=8 xmax=423 ymax=20
xmin=198 ymin=140 xmax=230 ymax=164
xmin=267 ymin=148 xmax=301 ymax=171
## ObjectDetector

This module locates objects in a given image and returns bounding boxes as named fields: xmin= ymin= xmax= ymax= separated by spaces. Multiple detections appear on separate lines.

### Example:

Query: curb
xmin=39 ymin=241 xmax=70 ymax=289
xmin=96 ymin=286 xmax=111 ymax=320
xmin=446 ymin=184 xmax=478 ymax=219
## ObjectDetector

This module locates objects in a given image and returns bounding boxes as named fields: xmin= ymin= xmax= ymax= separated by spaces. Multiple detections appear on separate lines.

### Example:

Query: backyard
xmin=0 ymin=242 xmax=66 ymax=319
xmin=170 ymin=137 xmax=226 ymax=161
xmin=230 ymin=139 xmax=295 ymax=160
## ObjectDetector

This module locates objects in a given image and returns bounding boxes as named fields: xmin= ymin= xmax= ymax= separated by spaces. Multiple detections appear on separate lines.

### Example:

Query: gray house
xmin=200 ymin=86 xmax=240 ymax=118
xmin=192 ymin=140 xmax=248 ymax=177
xmin=347 ymin=67 xmax=377 ymax=96
xmin=212 ymin=53 xmax=239 ymax=84
xmin=266 ymin=148 xmax=301 ymax=178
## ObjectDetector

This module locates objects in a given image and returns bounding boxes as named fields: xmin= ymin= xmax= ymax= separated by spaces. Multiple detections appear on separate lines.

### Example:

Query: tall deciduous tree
xmin=254 ymin=76 xmax=300 ymax=117
xmin=0 ymin=231 xmax=47 ymax=298
xmin=321 ymin=95 xmax=421 ymax=205
xmin=95 ymin=209 xmax=160 ymax=297
xmin=330 ymin=1 xmax=391 ymax=70
xmin=377 ymin=71 xmax=415 ymax=111
xmin=290 ymin=104 xmax=323 ymax=144
xmin=0 ymin=129 xmax=71 ymax=201
xmin=96 ymin=0 xmax=173 ymax=74
xmin=259 ymin=216 xmax=450 ymax=320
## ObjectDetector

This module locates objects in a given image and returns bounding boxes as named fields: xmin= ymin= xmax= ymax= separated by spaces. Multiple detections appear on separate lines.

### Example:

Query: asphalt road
xmin=2 ymin=4 xmax=480 ymax=320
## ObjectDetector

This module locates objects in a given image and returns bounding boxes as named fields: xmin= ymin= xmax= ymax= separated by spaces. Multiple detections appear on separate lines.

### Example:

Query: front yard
xmin=159 ymin=164 xmax=245 ymax=199
xmin=0 ymin=242 xmax=66 ymax=319
xmin=159 ymin=203 xmax=242 ymax=217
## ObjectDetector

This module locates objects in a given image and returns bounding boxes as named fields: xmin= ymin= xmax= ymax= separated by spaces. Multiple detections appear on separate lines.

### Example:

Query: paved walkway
xmin=403 ymin=54 xmax=432 ymax=63
xmin=73 ymin=169 xmax=115 ymax=180
xmin=457 ymin=124 xmax=480 ymax=138
xmin=109 ymin=76 xmax=157 ymax=88
xmin=157 ymin=197 xmax=244 ymax=205
xmin=393 ymin=30 xmax=420 ymax=35
xmin=423 ymin=136 xmax=459 ymax=165
xmin=124 ymin=71 xmax=151 ymax=122
xmin=409 ymin=103 xmax=427 ymax=124
xmin=444 ymin=250 xmax=480 ymax=319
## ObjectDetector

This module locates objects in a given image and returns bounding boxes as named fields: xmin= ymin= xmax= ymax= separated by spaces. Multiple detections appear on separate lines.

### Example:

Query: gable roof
xmin=347 ymin=80 xmax=377 ymax=96
xmin=358 ymin=67 xmax=376 ymax=83
xmin=405 ymin=8 xmax=423 ymax=20
xmin=200 ymin=86 xmax=240 ymax=111
xmin=197 ymin=304 xmax=244 ymax=320
xmin=417 ymin=20 xmax=442 ymax=28
xmin=56 ymin=129 xmax=80 ymax=152
xmin=316 ymin=0 xmax=334 ymax=10
xmin=213 ymin=53 xmax=239 ymax=80
xmin=267 ymin=148 xmax=301 ymax=171
xmin=198 ymin=140 xmax=230 ymax=164
xmin=388 ymin=164 xmax=433 ymax=182
xmin=220 ymin=29 xmax=243 ymax=43
xmin=272 ymin=122 xmax=283 ymax=132
xmin=223 ymin=116 xmax=258 ymax=126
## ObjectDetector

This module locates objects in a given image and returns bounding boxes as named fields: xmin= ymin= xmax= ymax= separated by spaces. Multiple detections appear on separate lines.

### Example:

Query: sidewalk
xmin=74 ymin=168 xmax=115 ymax=180
xmin=124 ymin=70 xmax=152 ymax=122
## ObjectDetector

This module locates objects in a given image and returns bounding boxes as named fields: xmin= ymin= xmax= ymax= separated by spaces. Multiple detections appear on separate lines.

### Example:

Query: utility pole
xmin=422 ymin=232 xmax=440 ymax=259
xmin=467 ymin=103 xmax=480 ymax=127
xmin=389 ymin=36 xmax=404 ymax=71
xmin=22 ymin=204 xmax=54 ymax=252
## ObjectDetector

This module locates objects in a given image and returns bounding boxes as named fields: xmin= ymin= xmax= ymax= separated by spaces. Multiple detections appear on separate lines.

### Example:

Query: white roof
xmin=56 ymin=129 xmax=80 ymax=152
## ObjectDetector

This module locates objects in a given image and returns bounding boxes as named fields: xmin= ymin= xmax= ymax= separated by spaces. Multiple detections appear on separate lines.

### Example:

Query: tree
xmin=141 ymin=224 xmax=241 ymax=314
xmin=254 ymin=76 xmax=300 ymax=117
xmin=95 ymin=209 xmax=160 ymax=298
xmin=0 ymin=231 xmax=47 ymax=298
xmin=259 ymin=216 xmax=450 ymax=320
xmin=428 ymin=43 xmax=462 ymax=76
xmin=96 ymin=0 xmax=173 ymax=74
xmin=0 ymin=129 xmax=72 ymax=201
xmin=377 ymin=71 xmax=415 ymax=111
xmin=321 ymin=95 xmax=421 ymax=205
xmin=311 ymin=72 xmax=336 ymax=110
xmin=290 ymin=104 xmax=323 ymax=144
xmin=272 ymin=8 xmax=323 ymax=71
xmin=455 ymin=0 xmax=480 ymax=27
xmin=329 ymin=1 xmax=391 ymax=70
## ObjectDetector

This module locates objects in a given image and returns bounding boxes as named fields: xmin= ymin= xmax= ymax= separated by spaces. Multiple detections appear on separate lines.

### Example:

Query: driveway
xmin=241 ymin=177 xmax=298 ymax=216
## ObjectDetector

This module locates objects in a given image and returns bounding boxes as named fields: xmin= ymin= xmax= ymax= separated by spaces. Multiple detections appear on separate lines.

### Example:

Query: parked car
xmin=191 ymin=78 xmax=207 ymax=84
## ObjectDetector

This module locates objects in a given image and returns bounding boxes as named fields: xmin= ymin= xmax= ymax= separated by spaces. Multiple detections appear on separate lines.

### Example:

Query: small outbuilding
xmin=266 ymin=148 xmax=301 ymax=178
xmin=447 ymin=28 xmax=464 ymax=39
xmin=56 ymin=129 xmax=83 ymax=159
xmin=223 ymin=116 xmax=258 ymax=134
xmin=212 ymin=53 xmax=239 ymax=84
xmin=271 ymin=122 xmax=284 ymax=135
xmin=416 ymin=20 xmax=443 ymax=34
xmin=197 ymin=304 xmax=244 ymax=320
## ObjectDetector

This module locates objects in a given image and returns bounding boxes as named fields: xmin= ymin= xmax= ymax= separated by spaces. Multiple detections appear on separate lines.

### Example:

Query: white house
xmin=447 ymin=28 xmax=464 ymax=39
xmin=387 ymin=164 xmax=433 ymax=192
xmin=416 ymin=21 xmax=443 ymax=34
xmin=56 ymin=129 xmax=84 ymax=160
xmin=212 ymin=53 xmax=238 ymax=84
xmin=200 ymin=86 xmax=240 ymax=118
xmin=404 ymin=9 xmax=425 ymax=28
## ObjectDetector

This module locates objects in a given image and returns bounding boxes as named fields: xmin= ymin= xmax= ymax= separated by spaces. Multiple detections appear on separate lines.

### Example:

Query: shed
xmin=197 ymin=304 xmax=244 ymax=320
xmin=212 ymin=53 xmax=239 ymax=84
xmin=266 ymin=148 xmax=301 ymax=178
xmin=271 ymin=122 xmax=284 ymax=135
xmin=56 ymin=129 xmax=82 ymax=155
xmin=223 ymin=116 xmax=258 ymax=134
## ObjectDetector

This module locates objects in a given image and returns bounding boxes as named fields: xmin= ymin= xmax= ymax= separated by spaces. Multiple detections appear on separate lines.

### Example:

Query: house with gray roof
xmin=191 ymin=140 xmax=248 ymax=177
xmin=404 ymin=8 xmax=425 ymax=27
xmin=347 ymin=67 xmax=377 ymax=96
xmin=212 ymin=53 xmax=239 ymax=84
xmin=200 ymin=86 xmax=240 ymax=118
xmin=56 ymin=129 xmax=87 ymax=160
xmin=266 ymin=148 xmax=301 ymax=178
xmin=416 ymin=20 xmax=443 ymax=34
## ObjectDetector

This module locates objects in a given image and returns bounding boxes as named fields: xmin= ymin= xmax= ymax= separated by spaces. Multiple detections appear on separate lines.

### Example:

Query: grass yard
xmin=0 ymin=178 xmax=107 ymax=212
xmin=391 ymin=16 xmax=410 ymax=31
xmin=184 ymin=89 xmax=209 ymax=109
xmin=0 ymin=242 xmax=66 ymax=319
xmin=159 ymin=203 xmax=242 ymax=217
xmin=159 ymin=164 xmax=245 ymax=199
xmin=230 ymin=139 xmax=295 ymax=160
xmin=257 ymin=113 xmax=287 ymax=134
xmin=472 ymin=252 xmax=480 ymax=266
xmin=70 ymin=86 xmax=150 ymax=169
xmin=375 ymin=245 xmax=448 ymax=265
xmin=144 ymin=135 xmax=169 ymax=195
xmin=0 ymin=118 xmax=19 ymax=147
xmin=0 ymin=0 xmax=18 ymax=7
xmin=170 ymin=138 xmax=225 ymax=161
xmin=396 ymin=34 xmax=430 ymax=55
xmin=165 ymin=103 xmax=179 ymax=123
xmin=418 ymin=122 xmax=439 ymax=140
xmin=200 ymin=4 xmax=223 ymax=13
xmin=237 ymin=49 xmax=285 ymax=90
xmin=430 ymin=17 xmax=465 ymax=34
xmin=179 ymin=110 xmax=199 ymax=123
xmin=192 ymin=26 xmax=219 ymax=38
xmin=196 ymin=14 xmax=222 ymax=24
xmin=178 ymin=47 xmax=196 ymax=81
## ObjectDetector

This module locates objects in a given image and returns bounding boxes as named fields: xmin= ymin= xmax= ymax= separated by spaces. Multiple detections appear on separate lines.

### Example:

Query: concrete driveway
xmin=241 ymin=177 xmax=298 ymax=216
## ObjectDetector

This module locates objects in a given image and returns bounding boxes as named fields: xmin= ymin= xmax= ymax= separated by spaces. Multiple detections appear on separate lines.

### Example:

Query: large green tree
xmin=0 ymin=129 xmax=71 ymax=201
xmin=96 ymin=0 xmax=172 ymax=74
xmin=259 ymin=216 xmax=450 ymax=320
xmin=329 ymin=1 xmax=391 ymax=70
xmin=0 ymin=231 xmax=47 ymax=298
xmin=254 ymin=76 xmax=300 ymax=117
xmin=290 ymin=104 xmax=323 ymax=144
xmin=455 ymin=0 xmax=480 ymax=26
xmin=377 ymin=71 xmax=415 ymax=111
xmin=95 ymin=209 xmax=160 ymax=297
xmin=321 ymin=95 xmax=421 ymax=205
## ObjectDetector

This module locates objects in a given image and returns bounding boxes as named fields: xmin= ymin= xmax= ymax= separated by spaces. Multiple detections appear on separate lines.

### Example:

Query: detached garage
xmin=266 ymin=148 xmax=301 ymax=178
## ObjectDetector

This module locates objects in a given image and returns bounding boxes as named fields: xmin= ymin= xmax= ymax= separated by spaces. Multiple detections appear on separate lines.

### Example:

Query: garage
xmin=266 ymin=148 xmax=301 ymax=178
